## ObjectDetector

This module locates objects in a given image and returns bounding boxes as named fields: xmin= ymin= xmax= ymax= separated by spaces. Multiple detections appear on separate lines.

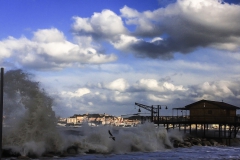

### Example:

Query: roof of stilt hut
xmin=184 ymin=99 xmax=240 ymax=110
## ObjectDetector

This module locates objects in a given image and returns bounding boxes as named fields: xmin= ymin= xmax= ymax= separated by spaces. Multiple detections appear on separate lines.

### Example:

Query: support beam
xmin=219 ymin=124 xmax=221 ymax=138
xmin=224 ymin=124 xmax=226 ymax=138
xmin=189 ymin=124 xmax=191 ymax=133
xmin=151 ymin=106 xmax=153 ymax=122
xmin=157 ymin=105 xmax=159 ymax=127
xmin=196 ymin=124 xmax=197 ymax=136
xmin=234 ymin=124 xmax=237 ymax=138
xmin=204 ymin=124 xmax=206 ymax=137
xmin=184 ymin=123 xmax=186 ymax=133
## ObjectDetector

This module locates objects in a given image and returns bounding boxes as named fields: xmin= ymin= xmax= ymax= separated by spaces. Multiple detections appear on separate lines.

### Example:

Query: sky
xmin=0 ymin=0 xmax=240 ymax=117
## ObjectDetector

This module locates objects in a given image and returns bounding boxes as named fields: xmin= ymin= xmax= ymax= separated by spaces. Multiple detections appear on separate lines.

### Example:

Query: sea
xmin=59 ymin=146 xmax=240 ymax=160
xmin=3 ymin=123 xmax=240 ymax=160
xmin=4 ymin=146 xmax=240 ymax=159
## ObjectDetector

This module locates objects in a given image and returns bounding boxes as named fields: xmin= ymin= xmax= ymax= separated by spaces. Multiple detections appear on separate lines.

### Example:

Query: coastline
xmin=2 ymin=125 xmax=240 ymax=159
xmin=173 ymin=133 xmax=240 ymax=148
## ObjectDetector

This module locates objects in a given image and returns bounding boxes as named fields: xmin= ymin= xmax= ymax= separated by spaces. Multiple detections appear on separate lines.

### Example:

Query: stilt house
xmin=184 ymin=100 xmax=240 ymax=123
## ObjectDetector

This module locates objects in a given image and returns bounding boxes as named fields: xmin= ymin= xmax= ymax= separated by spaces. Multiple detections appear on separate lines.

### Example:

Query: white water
xmin=3 ymin=119 xmax=184 ymax=157
xmin=3 ymin=119 xmax=240 ymax=159
xmin=59 ymin=122 xmax=183 ymax=154
xmin=3 ymin=104 xmax=63 ymax=156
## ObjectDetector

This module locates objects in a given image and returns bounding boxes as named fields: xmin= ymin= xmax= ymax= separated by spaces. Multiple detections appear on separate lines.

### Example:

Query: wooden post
xmin=204 ymin=124 xmax=206 ymax=137
xmin=224 ymin=124 xmax=226 ymax=138
xmin=184 ymin=123 xmax=186 ymax=133
xmin=219 ymin=124 xmax=221 ymax=138
xmin=196 ymin=124 xmax=197 ymax=136
xmin=157 ymin=105 xmax=159 ymax=127
xmin=0 ymin=68 xmax=4 ymax=159
xmin=234 ymin=124 xmax=237 ymax=138
xmin=151 ymin=106 xmax=153 ymax=122
xmin=189 ymin=123 xmax=191 ymax=133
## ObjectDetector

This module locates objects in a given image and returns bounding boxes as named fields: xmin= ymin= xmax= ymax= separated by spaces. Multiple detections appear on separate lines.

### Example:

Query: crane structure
xmin=135 ymin=102 xmax=167 ymax=126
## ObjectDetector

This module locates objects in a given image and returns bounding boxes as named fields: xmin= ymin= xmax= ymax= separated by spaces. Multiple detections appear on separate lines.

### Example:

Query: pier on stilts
xmin=135 ymin=100 xmax=240 ymax=145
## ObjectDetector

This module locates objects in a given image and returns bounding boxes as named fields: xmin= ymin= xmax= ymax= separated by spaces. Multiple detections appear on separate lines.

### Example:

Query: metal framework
xmin=135 ymin=101 xmax=240 ymax=145
xmin=135 ymin=102 xmax=167 ymax=126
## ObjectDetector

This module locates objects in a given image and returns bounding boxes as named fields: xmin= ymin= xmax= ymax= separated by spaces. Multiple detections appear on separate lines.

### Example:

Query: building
xmin=66 ymin=115 xmax=77 ymax=124
xmin=160 ymin=99 xmax=240 ymax=143
xmin=66 ymin=113 xmax=140 ymax=126
xmin=184 ymin=100 xmax=240 ymax=123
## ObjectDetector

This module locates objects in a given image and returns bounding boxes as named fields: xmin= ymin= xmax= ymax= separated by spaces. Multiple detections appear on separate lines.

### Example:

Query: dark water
xmin=43 ymin=146 xmax=240 ymax=159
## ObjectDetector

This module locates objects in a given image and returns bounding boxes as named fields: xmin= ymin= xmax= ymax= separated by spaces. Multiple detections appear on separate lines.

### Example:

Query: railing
xmin=151 ymin=116 xmax=240 ymax=123
xmin=152 ymin=116 xmax=190 ymax=123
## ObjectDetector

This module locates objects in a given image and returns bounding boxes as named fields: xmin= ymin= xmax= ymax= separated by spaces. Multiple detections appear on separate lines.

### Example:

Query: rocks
xmin=183 ymin=142 xmax=192 ymax=147
xmin=67 ymin=147 xmax=78 ymax=154
xmin=202 ymin=140 xmax=211 ymax=146
xmin=173 ymin=136 xmax=224 ymax=148
xmin=2 ymin=145 xmax=80 ymax=159
xmin=2 ymin=148 xmax=21 ymax=157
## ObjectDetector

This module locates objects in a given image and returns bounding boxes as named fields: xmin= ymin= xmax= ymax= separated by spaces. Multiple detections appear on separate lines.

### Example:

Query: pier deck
xmin=149 ymin=115 xmax=240 ymax=145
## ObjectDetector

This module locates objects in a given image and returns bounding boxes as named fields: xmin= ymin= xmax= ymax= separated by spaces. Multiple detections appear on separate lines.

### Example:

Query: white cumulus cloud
xmin=61 ymin=88 xmax=91 ymax=98
xmin=0 ymin=28 xmax=117 ymax=70
xmin=72 ymin=9 xmax=128 ymax=41
xmin=133 ymin=79 xmax=187 ymax=92
xmin=105 ymin=78 xmax=129 ymax=92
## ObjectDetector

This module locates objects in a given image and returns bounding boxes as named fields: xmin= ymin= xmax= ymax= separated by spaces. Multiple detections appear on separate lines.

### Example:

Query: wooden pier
xmin=134 ymin=100 xmax=240 ymax=145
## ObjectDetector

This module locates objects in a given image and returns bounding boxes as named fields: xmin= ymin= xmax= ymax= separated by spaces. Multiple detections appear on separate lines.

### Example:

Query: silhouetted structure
xmin=135 ymin=100 xmax=240 ymax=145
xmin=185 ymin=100 xmax=239 ymax=123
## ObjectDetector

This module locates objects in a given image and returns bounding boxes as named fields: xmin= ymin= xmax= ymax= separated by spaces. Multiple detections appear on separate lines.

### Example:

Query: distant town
xmin=58 ymin=113 xmax=145 ymax=127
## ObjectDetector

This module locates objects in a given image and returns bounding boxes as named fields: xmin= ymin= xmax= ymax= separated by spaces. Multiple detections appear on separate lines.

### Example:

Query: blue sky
xmin=0 ymin=0 xmax=240 ymax=117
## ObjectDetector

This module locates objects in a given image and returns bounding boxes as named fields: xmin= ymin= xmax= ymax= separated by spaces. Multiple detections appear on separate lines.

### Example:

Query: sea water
xmin=3 ymin=122 xmax=240 ymax=159
xmin=59 ymin=146 xmax=240 ymax=160
xmin=3 ymin=146 xmax=240 ymax=159
xmin=55 ymin=124 xmax=240 ymax=160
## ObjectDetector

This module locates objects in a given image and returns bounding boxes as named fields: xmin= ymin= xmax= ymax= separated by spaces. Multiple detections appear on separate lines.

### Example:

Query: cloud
xmin=132 ymin=79 xmax=187 ymax=92
xmin=188 ymin=80 xmax=238 ymax=100
xmin=148 ymin=94 xmax=171 ymax=102
xmin=110 ymin=91 xmax=132 ymax=102
xmin=61 ymin=88 xmax=91 ymax=98
xmin=0 ymin=28 xmax=117 ymax=70
xmin=72 ymin=9 xmax=128 ymax=41
xmin=70 ymin=1 xmax=240 ymax=59
xmin=51 ymin=71 xmax=240 ymax=117
xmin=33 ymin=28 xmax=66 ymax=43
xmin=119 ymin=0 xmax=240 ymax=58
xmin=104 ymin=78 xmax=129 ymax=92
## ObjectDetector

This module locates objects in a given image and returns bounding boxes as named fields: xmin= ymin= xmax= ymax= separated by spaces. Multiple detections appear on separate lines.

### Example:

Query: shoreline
xmin=2 ymin=127 xmax=240 ymax=159
xmin=2 ymin=139 xmax=240 ymax=159
xmin=173 ymin=133 xmax=240 ymax=148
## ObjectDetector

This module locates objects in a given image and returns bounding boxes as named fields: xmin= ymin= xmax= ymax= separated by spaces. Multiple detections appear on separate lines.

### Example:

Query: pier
xmin=134 ymin=100 xmax=240 ymax=145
